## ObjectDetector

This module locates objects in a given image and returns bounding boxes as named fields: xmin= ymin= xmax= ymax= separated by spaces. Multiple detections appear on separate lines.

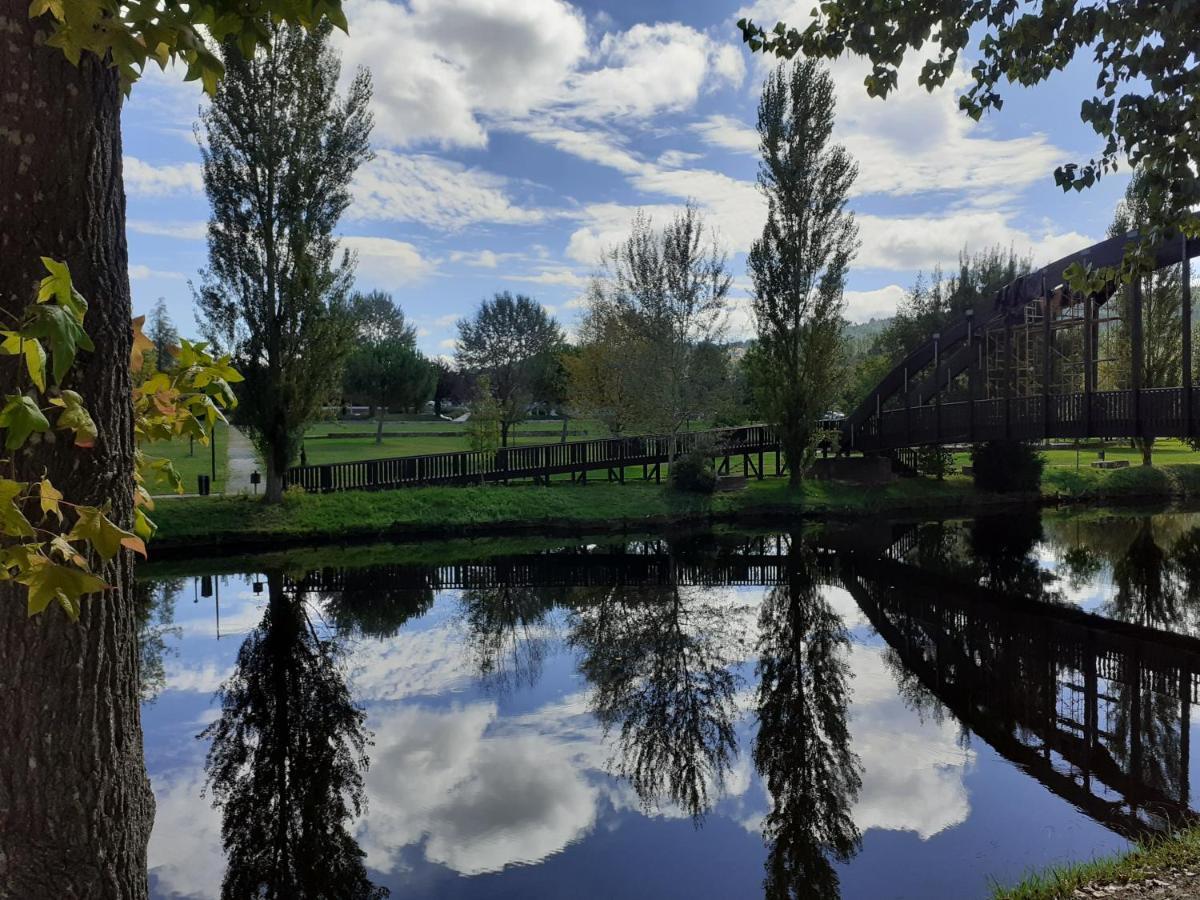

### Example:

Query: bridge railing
xmin=844 ymin=386 xmax=1200 ymax=451
xmin=285 ymin=424 xmax=780 ymax=493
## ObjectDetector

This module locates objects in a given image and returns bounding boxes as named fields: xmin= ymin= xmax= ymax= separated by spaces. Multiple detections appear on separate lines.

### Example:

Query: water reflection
xmin=141 ymin=510 xmax=1200 ymax=898
xmin=200 ymin=571 xmax=387 ymax=899
xmin=755 ymin=539 xmax=861 ymax=898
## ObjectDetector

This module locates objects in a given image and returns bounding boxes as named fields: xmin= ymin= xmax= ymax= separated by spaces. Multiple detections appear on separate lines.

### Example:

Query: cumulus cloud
xmin=123 ymin=156 xmax=203 ymax=195
xmin=341 ymin=236 xmax=435 ymax=286
xmin=128 ymin=219 xmax=208 ymax=240
xmin=844 ymin=285 xmax=908 ymax=322
xmin=351 ymin=151 xmax=548 ymax=230
xmin=129 ymin=265 xmax=186 ymax=281
xmin=336 ymin=1 xmax=744 ymax=150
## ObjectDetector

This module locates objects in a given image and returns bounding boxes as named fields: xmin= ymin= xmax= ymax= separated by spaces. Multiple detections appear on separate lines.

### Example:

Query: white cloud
xmin=129 ymin=264 xmax=185 ymax=281
xmin=564 ymin=23 xmax=744 ymax=120
xmin=658 ymin=149 xmax=704 ymax=168
xmin=147 ymin=767 xmax=224 ymax=899
xmin=336 ymin=0 xmax=589 ymax=148
xmin=502 ymin=267 xmax=588 ymax=288
xmin=128 ymin=219 xmax=207 ymax=240
xmin=352 ymin=151 xmax=548 ymax=230
xmin=123 ymin=156 xmax=203 ymax=195
xmin=336 ymin=3 xmax=743 ymax=150
xmin=342 ymin=236 xmax=436 ymax=286
xmin=844 ymin=285 xmax=908 ymax=322
xmin=856 ymin=212 xmax=1094 ymax=271
xmin=692 ymin=115 xmax=759 ymax=154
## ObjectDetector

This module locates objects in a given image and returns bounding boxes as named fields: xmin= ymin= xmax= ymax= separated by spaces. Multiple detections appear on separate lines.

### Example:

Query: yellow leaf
xmin=24 ymin=338 xmax=47 ymax=392
xmin=130 ymin=315 xmax=154 ymax=372
xmin=0 ymin=480 xmax=35 ymax=538
xmin=67 ymin=506 xmax=139 ymax=560
xmin=17 ymin=556 xmax=109 ymax=620
xmin=39 ymin=478 xmax=62 ymax=521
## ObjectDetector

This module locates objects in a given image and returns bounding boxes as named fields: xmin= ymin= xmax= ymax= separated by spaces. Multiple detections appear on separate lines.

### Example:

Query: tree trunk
xmin=375 ymin=407 xmax=384 ymax=444
xmin=560 ymin=414 xmax=568 ymax=444
xmin=0 ymin=8 xmax=154 ymax=897
xmin=500 ymin=421 xmax=510 ymax=447
xmin=1140 ymin=437 xmax=1154 ymax=467
xmin=265 ymin=452 xmax=287 ymax=503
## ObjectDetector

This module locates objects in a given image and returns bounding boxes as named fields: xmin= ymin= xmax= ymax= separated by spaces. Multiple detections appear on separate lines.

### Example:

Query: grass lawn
xmin=150 ymin=473 xmax=992 ymax=548
xmin=993 ymin=826 xmax=1200 ymax=898
xmin=144 ymin=421 xmax=229 ymax=495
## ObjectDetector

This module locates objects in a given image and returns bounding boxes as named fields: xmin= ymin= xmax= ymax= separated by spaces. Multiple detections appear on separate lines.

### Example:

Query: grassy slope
xmin=993 ymin=827 xmax=1200 ymax=899
xmin=144 ymin=421 xmax=229 ymax=494
xmin=150 ymin=474 xmax=986 ymax=546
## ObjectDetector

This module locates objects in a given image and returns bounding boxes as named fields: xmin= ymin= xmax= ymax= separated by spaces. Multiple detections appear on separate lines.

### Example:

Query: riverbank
xmin=994 ymin=827 xmax=1200 ymax=899
xmin=146 ymin=461 xmax=1200 ymax=558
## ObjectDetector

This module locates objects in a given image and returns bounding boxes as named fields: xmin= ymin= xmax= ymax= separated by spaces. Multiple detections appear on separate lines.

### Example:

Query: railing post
xmin=1083 ymin=292 xmax=1094 ymax=438
xmin=1042 ymin=274 xmax=1052 ymax=439
xmin=1004 ymin=318 xmax=1013 ymax=439
xmin=1131 ymin=276 xmax=1144 ymax=440
xmin=1183 ymin=234 xmax=1193 ymax=438
xmin=904 ymin=367 xmax=912 ymax=446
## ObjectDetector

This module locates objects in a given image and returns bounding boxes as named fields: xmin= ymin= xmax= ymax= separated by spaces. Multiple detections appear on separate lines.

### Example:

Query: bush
xmin=916 ymin=445 xmax=954 ymax=480
xmin=671 ymin=449 xmax=717 ymax=494
xmin=970 ymin=440 xmax=1045 ymax=493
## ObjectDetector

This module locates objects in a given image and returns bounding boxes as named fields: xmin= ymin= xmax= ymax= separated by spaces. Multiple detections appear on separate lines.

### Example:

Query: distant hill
xmin=844 ymin=316 xmax=892 ymax=345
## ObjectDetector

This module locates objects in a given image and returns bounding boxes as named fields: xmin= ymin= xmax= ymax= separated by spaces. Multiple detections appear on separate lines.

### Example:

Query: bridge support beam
xmin=1042 ymin=274 xmax=1052 ymax=439
xmin=1132 ymin=277 xmax=1144 ymax=441
xmin=1084 ymin=293 xmax=1094 ymax=438
xmin=1184 ymin=234 xmax=1193 ymax=438
xmin=1004 ymin=320 xmax=1013 ymax=439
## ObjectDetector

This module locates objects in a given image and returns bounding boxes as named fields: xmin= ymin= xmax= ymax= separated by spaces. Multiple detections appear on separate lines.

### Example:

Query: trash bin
xmin=198 ymin=474 xmax=210 ymax=496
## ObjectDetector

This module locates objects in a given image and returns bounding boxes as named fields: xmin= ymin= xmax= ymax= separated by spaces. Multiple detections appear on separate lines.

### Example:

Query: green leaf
xmin=18 ymin=557 xmax=109 ymax=620
xmin=0 ymin=480 xmax=35 ymax=537
xmin=0 ymin=394 xmax=50 ymax=450
xmin=68 ymin=506 xmax=143 ymax=560
xmin=133 ymin=506 xmax=157 ymax=542
xmin=37 ymin=257 xmax=88 ymax=321
xmin=25 ymin=304 xmax=94 ymax=383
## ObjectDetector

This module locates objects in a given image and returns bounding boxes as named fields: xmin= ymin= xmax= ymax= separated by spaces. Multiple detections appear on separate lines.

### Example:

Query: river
xmin=136 ymin=506 xmax=1200 ymax=898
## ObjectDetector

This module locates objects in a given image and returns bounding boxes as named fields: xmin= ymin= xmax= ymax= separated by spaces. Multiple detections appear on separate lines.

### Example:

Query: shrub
xmin=970 ymin=440 xmax=1045 ymax=493
xmin=916 ymin=445 xmax=955 ymax=480
xmin=671 ymin=448 xmax=717 ymax=494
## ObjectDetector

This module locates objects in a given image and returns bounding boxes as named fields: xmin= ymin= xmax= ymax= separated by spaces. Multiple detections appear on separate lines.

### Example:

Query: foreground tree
xmin=456 ymin=292 xmax=563 ymax=446
xmin=582 ymin=204 xmax=732 ymax=440
xmin=739 ymin=4 xmax=1199 ymax=278
xmin=195 ymin=22 xmax=371 ymax=501
xmin=2 ymin=0 xmax=337 ymax=892
xmin=747 ymin=60 xmax=858 ymax=484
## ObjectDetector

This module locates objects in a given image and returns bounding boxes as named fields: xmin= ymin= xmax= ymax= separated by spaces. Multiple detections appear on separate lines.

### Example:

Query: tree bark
xmin=0 ymin=6 xmax=153 ymax=897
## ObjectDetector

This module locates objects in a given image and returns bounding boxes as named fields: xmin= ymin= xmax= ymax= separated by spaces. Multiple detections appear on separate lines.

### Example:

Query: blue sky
xmin=122 ymin=0 xmax=1131 ymax=357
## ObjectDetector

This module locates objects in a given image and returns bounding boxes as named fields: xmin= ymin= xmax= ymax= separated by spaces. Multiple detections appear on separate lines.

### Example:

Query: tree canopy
xmin=738 ymin=3 xmax=1200 ymax=274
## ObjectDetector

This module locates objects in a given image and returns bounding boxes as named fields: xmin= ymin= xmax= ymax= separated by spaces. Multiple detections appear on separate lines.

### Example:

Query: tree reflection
xmin=754 ymin=541 xmax=861 ymax=899
xmin=459 ymin=584 xmax=565 ymax=692
xmin=201 ymin=572 xmax=386 ymax=899
xmin=134 ymin=576 xmax=182 ymax=703
xmin=969 ymin=511 xmax=1054 ymax=599
xmin=1110 ymin=519 xmax=1184 ymax=628
xmin=570 ymin=582 xmax=747 ymax=822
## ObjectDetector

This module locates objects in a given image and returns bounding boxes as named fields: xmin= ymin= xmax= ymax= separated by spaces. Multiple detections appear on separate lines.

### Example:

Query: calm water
xmin=137 ymin=508 xmax=1200 ymax=899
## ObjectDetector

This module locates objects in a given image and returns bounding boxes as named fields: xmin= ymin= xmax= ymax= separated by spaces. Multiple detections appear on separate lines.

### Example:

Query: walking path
xmin=224 ymin=426 xmax=260 ymax=495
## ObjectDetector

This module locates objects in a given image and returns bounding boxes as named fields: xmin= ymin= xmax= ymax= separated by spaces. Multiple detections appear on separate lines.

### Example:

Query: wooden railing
xmin=847 ymin=386 xmax=1199 ymax=451
xmin=285 ymin=424 xmax=780 ymax=493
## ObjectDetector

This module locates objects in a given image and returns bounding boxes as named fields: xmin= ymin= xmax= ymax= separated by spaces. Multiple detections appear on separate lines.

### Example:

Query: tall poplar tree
xmin=748 ymin=59 xmax=858 ymax=485
xmin=195 ymin=22 xmax=372 ymax=501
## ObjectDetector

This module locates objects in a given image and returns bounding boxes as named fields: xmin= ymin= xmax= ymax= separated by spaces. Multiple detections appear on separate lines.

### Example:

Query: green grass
xmin=993 ymin=826 xmax=1200 ymax=899
xmin=150 ymin=473 xmax=987 ymax=549
xmin=144 ymin=421 xmax=229 ymax=495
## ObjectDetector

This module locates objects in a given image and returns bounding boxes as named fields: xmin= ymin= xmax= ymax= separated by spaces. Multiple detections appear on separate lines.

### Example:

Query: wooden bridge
xmin=285 ymin=424 xmax=780 ymax=493
xmin=839 ymin=232 xmax=1200 ymax=452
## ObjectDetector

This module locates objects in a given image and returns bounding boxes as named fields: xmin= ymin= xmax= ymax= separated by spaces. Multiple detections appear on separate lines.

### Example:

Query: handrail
xmin=285 ymin=424 xmax=781 ymax=493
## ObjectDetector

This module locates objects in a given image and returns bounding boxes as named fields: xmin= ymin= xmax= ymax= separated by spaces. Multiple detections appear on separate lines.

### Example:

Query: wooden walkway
xmin=285 ymin=424 xmax=779 ymax=493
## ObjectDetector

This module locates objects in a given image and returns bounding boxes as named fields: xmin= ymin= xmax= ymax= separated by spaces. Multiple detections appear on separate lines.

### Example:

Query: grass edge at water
xmin=992 ymin=826 xmax=1200 ymax=899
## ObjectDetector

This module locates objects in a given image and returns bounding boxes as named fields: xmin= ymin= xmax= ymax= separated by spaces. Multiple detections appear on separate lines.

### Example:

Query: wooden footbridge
xmin=839 ymin=232 xmax=1200 ymax=452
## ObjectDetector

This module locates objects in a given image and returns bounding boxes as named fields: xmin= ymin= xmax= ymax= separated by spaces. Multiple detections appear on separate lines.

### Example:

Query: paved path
xmin=224 ymin=426 xmax=260 ymax=495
